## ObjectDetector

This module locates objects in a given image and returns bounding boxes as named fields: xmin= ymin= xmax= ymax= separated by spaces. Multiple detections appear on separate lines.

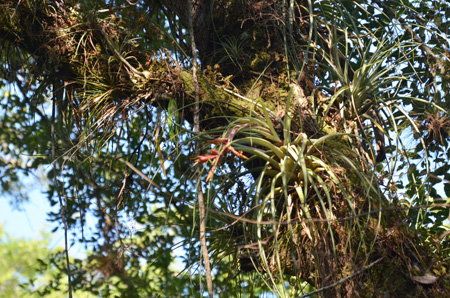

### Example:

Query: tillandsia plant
xmin=194 ymin=88 xmax=389 ymax=296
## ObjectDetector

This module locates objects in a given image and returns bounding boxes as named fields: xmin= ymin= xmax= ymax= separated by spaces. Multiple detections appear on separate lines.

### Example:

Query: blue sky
xmin=0 ymin=188 xmax=90 ymax=258
xmin=0 ymin=188 xmax=63 ymax=245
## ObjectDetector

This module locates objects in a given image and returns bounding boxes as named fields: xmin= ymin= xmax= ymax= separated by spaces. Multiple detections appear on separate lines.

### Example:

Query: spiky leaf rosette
xmin=197 ymin=96 xmax=391 ymax=294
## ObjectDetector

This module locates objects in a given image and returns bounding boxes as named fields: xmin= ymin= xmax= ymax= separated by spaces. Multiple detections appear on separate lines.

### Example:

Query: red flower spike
xmin=209 ymin=149 xmax=220 ymax=155
xmin=206 ymin=165 xmax=217 ymax=182
xmin=229 ymin=146 xmax=248 ymax=159
xmin=193 ymin=155 xmax=207 ymax=165
xmin=194 ymin=152 xmax=219 ymax=165
xmin=196 ymin=137 xmax=248 ymax=181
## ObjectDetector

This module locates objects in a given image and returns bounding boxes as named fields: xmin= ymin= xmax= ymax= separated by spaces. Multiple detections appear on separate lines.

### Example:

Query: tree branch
xmin=188 ymin=0 xmax=214 ymax=297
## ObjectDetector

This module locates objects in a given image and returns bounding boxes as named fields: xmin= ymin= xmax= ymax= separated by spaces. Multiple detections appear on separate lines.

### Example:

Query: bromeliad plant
xmin=195 ymin=90 xmax=387 ymax=295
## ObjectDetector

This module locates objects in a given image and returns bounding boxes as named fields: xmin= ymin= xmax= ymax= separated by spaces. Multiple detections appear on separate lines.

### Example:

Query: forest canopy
xmin=1 ymin=0 xmax=450 ymax=297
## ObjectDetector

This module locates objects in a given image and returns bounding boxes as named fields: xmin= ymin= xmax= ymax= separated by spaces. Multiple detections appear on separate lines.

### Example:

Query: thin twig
xmin=207 ymin=202 xmax=450 ymax=226
xmin=372 ymin=0 xmax=445 ymax=74
xmin=297 ymin=257 xmax=384 ymax=298
xmin=52 ymin=82 xmax=73 ymax=298
xmin=118 ymin=164 xmax=450 ymax=226
xmin=187 ymin=1 xmax=214 ymax=297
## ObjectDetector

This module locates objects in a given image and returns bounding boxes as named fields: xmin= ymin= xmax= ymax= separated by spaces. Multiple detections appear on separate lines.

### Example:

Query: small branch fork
xmin=187 ymin=1 xmax=214 ymax=297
